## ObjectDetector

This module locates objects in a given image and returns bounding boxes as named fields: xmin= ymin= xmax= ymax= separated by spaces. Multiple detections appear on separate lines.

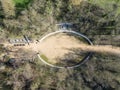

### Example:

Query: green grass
xmin=13 ymin=0 xmax=32 ymax=7
xmin=13 ymin=0 xmax=30 ymax=4
xmin=40 ymin=54 xmax=49 ymax=62
xmin=13 ymin=0 xmax=32 ymax=13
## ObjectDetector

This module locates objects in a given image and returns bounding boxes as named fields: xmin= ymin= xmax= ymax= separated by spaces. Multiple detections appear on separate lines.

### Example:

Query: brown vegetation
xmin=0 ymin=0 xmax=15 ymax=17
xmin=0 ymin=0 xmax=120 ymax=90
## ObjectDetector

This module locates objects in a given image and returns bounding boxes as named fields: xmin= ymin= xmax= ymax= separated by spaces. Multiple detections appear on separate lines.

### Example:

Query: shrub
xmin=13 ymin=0 xmax=32 ymax=14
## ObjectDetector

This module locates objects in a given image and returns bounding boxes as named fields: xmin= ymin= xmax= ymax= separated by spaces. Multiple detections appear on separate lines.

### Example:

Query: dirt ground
xmin=14 ymin=33 xmax=87 ymax=65
xmin=4 ymin=32 xmax=120 ymax=66
xmin=26 ymin=32 xmax=120 ymax=65
xmin=3 ymin=32 xmax=87 ymax=65
xmin=37 ymin=33 xmax=88 ymax=64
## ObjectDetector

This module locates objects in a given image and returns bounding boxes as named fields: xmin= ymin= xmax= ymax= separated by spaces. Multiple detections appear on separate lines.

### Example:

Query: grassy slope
xmin=0 ymin=0 xmax=120 ymax=90
xmin=88 ymin=0 xmax=120 ymax=16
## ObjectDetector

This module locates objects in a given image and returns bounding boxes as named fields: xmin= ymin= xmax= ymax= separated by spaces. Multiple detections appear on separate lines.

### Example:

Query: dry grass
xmin=0 ymin=0 xmax=15 ymax=17
xmin=70 ymin=0 xmax=86 ymax=5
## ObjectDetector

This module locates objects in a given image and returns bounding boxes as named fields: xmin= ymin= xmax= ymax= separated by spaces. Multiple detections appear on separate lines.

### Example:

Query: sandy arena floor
xmin=36 ymin=33 xmax=88 ymax=65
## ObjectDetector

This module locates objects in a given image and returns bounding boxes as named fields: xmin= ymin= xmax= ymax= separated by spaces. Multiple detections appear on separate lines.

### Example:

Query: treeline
xmin=0 ymin=0 xmax=120 ymax=37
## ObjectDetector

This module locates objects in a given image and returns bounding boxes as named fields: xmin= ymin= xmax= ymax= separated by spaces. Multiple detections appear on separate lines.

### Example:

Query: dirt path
xmin=3 ymin=32 xmax=120 ymax=65
xmin=22 ymin=33 xmax=120 ymax=64
xmin=15 ymin=33 xmax=87 ymax=64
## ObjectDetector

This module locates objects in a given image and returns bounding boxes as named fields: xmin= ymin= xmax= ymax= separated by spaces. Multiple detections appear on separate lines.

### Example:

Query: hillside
xmin=0 ymin=0 xmax=120 ymax=90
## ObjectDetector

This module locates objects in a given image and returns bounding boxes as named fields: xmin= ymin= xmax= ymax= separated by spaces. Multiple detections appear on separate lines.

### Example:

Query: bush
xmin=13 ymin=0 xmax=32 ymax=14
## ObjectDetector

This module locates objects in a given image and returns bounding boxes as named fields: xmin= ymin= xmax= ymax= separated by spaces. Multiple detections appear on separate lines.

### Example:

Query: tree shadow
xmin=55 ymin=1 xmax=117 ymax=35
xmin=0 ymin=1 xmax=5 ymax=27
xmin=55 ymin=47 xmax=92 ymax=67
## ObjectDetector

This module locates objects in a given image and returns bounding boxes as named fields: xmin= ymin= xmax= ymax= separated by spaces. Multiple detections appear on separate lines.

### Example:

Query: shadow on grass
xmin=55 ymin=48 xmax=92 ymax=67
xmin=0 ymin=1 xmax=5 ymax=27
